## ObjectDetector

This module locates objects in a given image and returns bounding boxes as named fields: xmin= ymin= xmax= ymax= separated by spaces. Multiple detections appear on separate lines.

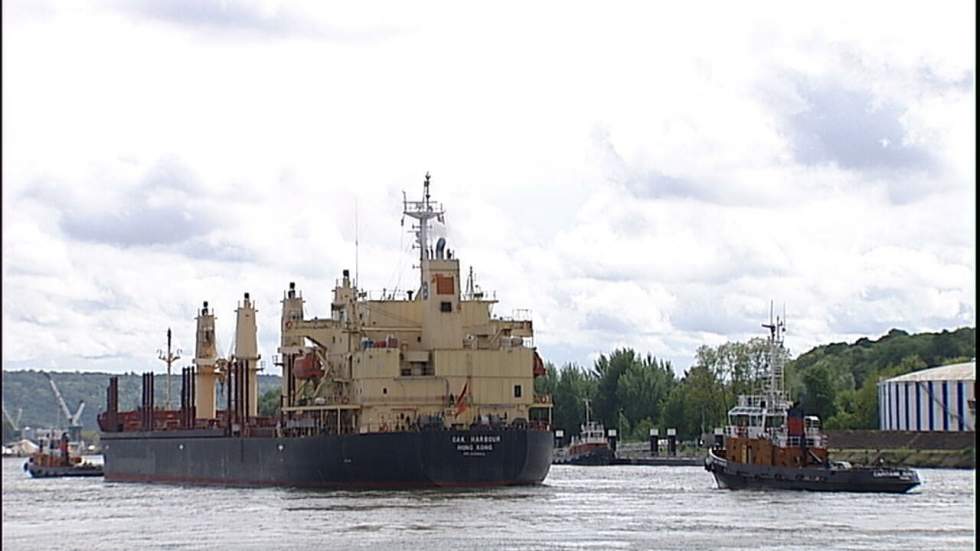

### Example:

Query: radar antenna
xmin=402 ymin=172 xmax=446 ymax=286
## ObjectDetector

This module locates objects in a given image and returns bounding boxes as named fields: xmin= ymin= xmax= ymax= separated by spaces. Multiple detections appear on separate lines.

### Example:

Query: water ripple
xmin=2 ymin=459 xmax=974 ymax=550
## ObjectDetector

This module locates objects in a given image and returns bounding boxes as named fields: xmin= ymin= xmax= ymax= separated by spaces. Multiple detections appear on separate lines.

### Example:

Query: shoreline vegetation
xmin=3 ymin=327 xmax=975 ymax=464
xmin=535 ymin=326 xmax=974 ymax=444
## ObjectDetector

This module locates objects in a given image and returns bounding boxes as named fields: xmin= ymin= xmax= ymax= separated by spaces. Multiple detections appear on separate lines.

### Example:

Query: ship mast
xmin=157 ymin=328 xmax=181 ymax=411
xmin=761 ymin=301 xmax=787 ymax=411
xmin=402 ymin=172 xmax=445 ymax=288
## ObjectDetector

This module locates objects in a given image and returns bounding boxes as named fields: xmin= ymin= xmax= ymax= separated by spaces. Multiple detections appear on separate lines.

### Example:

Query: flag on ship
xmin=455 ymin=382 xmax=469 ymax=416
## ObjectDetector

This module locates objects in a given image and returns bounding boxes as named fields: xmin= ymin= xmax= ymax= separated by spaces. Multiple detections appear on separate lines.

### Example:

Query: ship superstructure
xmin=274 ymin=173 xmax=550 ymax=435
xmin=99 ymin=174 xmax=554 ymax=488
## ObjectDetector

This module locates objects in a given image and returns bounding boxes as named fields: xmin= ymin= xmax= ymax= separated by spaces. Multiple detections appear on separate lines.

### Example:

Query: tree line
xmin=5 ymin=327 xmax=973 ymax=443
xmin=534 ymin=339 xmax=779 ymax=442
xmin=536 ymin=327 xmax=975 ymax=441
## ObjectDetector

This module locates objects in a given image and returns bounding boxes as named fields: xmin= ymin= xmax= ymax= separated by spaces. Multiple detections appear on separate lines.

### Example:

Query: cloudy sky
xmin=2 ymin=1 xmax=975 ymax=376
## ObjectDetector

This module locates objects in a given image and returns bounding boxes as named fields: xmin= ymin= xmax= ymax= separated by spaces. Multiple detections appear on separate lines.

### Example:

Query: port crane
xmin=2 ymin=403 xmax=23 ymax=441
xmin=42 ymin=372 xmax=85 ymax=443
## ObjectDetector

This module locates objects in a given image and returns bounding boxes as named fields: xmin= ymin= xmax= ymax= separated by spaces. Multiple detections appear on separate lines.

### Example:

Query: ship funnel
xmin=436 ymin=237 xmax=446 ymax=259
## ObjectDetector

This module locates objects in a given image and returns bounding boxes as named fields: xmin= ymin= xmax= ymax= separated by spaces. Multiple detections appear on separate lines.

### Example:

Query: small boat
xmin=704 ymin=310 xmax=920 ymax=493
xmin=564 ymin=400 xmax=614 ymax=465
xmin=24 ymin=432 xmax=103 ymax=478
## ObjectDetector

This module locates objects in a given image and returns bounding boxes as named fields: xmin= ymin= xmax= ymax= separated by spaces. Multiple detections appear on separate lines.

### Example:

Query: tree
xmin=682 ymin=363 xmax=727 ymax=438
xmin=258 ymin=388 xmax=281 ymax=417
xmin=800 ymin=365 xmax=837 ymax=421
xmin=661 ymin=362 xmax=726 ymax=440
xmin=551 ymin=363 xmax=597 ymax=435
xmin=591 ymin=349 xmax=637 ymax=427
xmin=616 ymin=354 xmax=676 ymax=432
xmin=631 ymin=417 xmax=655 ymax=442
xmin=695 ymin=339 xmax=778 ymax=413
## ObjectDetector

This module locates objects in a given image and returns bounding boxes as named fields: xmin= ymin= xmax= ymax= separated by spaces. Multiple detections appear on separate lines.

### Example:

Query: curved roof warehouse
xmin=878 ymin=361 xmax=976 ymax=432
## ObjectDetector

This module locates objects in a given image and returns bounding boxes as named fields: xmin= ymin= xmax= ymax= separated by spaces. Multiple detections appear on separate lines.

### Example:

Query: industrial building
xmin=878 ymin=360 xmax=975 ymax=432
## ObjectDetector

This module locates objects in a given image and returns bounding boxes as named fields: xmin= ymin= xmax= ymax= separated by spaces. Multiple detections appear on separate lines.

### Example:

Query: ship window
xmin=514 ymin=385 xmax=522 ymax=398
xmin=440 ymin=301 xmax=452 ymax=313
xmin=435 ymin=275 xmax=454 ymax=295
xmin=383 ymin=387 xmax=388 ymax=394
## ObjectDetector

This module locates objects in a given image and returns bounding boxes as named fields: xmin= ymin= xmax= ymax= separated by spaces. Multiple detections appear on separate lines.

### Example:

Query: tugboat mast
xmin=761 ymin=301 xmax=787 ymax=411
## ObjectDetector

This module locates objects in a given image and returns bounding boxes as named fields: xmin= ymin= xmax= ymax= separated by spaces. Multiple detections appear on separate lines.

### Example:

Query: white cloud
xmin=2 ymin=0 xmax=974 ymax=375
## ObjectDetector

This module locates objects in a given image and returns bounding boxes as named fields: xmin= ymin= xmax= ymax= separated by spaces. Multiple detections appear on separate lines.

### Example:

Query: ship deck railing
xmin=773 ymin=434 xmax=827 ymax=448
xmin=100 ymin=409 xmax=279 ymax=433
xmin=725 ymin=426 xmax=769 ymax=439
xmin=360 ymin=289 xmax=416 ymax=301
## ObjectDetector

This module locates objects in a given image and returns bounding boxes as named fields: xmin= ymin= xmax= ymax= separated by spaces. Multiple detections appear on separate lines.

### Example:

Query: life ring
xmin=286 ymin=321 xmax=293 ymax=329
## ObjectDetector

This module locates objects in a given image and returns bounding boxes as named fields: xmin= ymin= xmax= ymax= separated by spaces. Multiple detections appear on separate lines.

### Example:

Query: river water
xmin=1 ymin=457 xmax=974 ymax=550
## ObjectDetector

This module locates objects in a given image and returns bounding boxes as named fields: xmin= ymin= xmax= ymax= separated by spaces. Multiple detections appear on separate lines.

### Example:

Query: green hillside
xmin=2 ymin=370 xmax=282 ymax=436
xmin=786 ymin=327 xmax=975 ymax=429
xmin=536 ymin=326 xmax=974 ymax=441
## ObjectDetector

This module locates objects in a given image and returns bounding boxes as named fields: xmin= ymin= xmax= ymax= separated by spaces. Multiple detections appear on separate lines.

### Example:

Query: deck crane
xmin=2 ymin=403 xmax=23 ymax=441
xmin=42 ymin=372 xmax=85 ymax=443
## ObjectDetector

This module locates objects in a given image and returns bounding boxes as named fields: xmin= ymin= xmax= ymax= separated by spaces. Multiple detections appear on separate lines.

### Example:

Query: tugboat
xmin=565 ymin=400 xmax=614 ymax=465
xmin=25 ymin=432 xmax=103 ymax=478
xmin=704 ymin=309 xmax=920 ymax=493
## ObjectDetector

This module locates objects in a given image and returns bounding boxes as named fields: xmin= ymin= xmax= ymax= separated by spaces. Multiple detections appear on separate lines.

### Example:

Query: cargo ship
xmin=99 ymin=174 xmax=554 ymax=488
xmin=704 ymin=310 xmax=920 ymax=493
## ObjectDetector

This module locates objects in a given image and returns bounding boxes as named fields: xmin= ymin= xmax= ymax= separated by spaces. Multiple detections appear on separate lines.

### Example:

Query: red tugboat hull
xmin=561 ymin=443 xmax=615 ymax=465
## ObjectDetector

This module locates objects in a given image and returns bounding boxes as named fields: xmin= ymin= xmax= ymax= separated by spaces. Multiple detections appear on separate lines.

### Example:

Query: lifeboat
xmin=292 ymin=353 xmax=324 ymax=379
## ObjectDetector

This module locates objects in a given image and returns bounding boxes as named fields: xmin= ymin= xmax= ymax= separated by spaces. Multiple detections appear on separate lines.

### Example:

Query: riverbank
xmin=829 ymin=447 xmax=975 ymax=469
xmin=825 ymin=430 xmax=976 ymax=469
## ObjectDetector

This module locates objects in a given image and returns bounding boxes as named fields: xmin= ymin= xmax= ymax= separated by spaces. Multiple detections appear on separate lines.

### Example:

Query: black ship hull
xmin=704 ymin=448 xmax=920 ymax=493
xmin=101 ymin=428 xmax=553 ymax=488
